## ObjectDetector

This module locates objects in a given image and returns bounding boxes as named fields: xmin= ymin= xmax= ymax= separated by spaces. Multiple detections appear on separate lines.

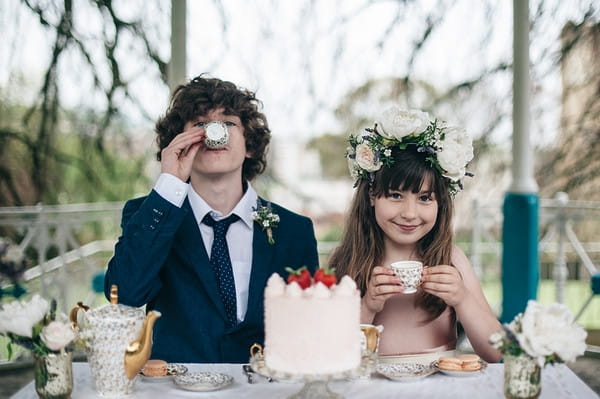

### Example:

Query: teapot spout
xmin=124 ymin=310 xmax=161 ymax=380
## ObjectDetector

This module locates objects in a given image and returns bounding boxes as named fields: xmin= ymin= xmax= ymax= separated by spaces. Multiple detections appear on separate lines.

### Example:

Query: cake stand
xmin=249 ymin=349 xmax=377 ymax=399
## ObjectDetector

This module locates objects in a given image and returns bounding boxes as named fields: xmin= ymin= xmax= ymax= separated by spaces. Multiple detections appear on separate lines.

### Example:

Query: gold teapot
xmin=71 ymin=285 xmax=161 ymax=397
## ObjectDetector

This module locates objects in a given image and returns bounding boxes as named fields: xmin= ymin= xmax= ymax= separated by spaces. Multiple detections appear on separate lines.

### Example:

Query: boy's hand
xmin=160 ymin=126 xmax=205 ymax=182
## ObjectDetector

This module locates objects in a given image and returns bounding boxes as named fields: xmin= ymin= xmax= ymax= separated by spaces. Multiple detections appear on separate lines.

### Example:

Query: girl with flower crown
xmin=330 ymin=107 xmax=502 ymax=363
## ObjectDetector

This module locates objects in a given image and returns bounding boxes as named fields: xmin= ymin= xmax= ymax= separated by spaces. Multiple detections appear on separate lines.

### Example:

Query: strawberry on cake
xmin=262 ymin=267 xmax=362 ymax=375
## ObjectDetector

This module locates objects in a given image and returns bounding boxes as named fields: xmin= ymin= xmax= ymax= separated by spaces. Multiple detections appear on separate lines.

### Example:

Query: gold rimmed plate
xmin=432 ymin=360 xmax=488 ymax=377
xmin=174 ymin=371 xmax=234 ymax=391
xmin=376 ymin=362 xmax=437 ymax=382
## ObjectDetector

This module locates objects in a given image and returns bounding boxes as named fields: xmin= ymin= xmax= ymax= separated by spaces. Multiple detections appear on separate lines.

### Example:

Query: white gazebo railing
xmin=0 ymin=194 xmax=599 ymax=365
xmin=0 ymin=202 xmax=123 ymax=313
xmin=1 ymin=194 xmax=599 ymax=319
xmin=470 ymin=192 xmax=600 ymax=304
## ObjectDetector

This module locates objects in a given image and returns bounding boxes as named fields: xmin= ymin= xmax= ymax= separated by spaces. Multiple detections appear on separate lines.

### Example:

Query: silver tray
xmin=249 ymin=352 xmax=377 ymax=382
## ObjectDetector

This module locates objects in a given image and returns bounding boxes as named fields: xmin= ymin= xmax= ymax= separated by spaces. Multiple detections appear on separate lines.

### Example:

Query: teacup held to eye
xmin=203 ymin=121 xmax=230 ymax=149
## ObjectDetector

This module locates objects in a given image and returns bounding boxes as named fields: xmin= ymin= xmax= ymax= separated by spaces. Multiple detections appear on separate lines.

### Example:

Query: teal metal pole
xmin=501 ymin=194 xmax=539 ymax=322
xmin=501 ymin=0 xmax=539 ymax=323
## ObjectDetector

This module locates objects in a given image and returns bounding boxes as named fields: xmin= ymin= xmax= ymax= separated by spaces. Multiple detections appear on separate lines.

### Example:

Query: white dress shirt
xmin=153 ymin=173 xmax=256 ymax=322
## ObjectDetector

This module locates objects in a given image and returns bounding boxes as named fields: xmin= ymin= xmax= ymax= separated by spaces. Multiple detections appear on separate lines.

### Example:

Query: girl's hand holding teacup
xmin=420 ymin=265 xmax=466 ymax=307
xmin=362 ymin=266 xmax=404 ymax=314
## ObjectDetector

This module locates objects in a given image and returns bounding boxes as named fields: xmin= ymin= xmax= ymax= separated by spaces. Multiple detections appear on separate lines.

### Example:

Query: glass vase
xmin=34 ymin=351 xmax=73 ymax=399
xmin=503 ymin=353 xmax=542 ymax=399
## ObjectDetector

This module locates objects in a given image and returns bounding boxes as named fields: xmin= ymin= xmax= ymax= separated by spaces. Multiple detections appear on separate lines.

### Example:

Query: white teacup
xmin=390 ymin=261 xmax=423 ymax=294
xmin=204 ymin=121 xmax=230 ymax=149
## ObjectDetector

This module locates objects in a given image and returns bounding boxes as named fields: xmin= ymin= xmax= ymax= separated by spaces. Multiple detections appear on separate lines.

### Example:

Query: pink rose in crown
xmin=355 ymin=143 xmax=382 ymax=172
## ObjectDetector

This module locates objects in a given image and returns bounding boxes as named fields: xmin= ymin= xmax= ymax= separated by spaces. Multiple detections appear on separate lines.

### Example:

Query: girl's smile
xmin=372 ymin=185 xmax=438 ymax=249
xmin=396 ymin=224 xmax=418 ymax=232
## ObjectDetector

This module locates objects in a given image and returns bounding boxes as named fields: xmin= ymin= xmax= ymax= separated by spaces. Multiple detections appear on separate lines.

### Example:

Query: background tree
xmin=305 ymin=2 xmax=598 ymax=203
xmin=536 ymin=20 xmax=599 ymax=199
xmin=0 ymin=0 xmax=168 ymax=205
xmin=0 ymin=0 xmax=598 ymax=207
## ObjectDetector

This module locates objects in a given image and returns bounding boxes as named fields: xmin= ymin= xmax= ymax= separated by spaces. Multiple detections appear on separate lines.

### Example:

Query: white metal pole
xmin=510 ymin=0 xmax=538 ymax=194
xmin=168 ymin=0 xmax=187 ymax=92
xmin=553 ymin=192 xmax=569 ymax=303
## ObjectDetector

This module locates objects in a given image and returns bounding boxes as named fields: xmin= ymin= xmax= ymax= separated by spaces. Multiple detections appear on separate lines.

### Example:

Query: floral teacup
xmin=390 ymin=261 xmax=423 ymax=294
xmin=204 ymin=122 xmax=229 ymax=149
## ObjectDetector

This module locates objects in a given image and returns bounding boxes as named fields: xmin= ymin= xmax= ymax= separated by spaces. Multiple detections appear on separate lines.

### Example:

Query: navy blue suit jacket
xmin=104 ymin=190 xmax=319 ymax=363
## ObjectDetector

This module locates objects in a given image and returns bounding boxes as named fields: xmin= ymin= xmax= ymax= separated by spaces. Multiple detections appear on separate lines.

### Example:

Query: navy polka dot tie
xmin=203 ymin=213 xmax=240 ymax=327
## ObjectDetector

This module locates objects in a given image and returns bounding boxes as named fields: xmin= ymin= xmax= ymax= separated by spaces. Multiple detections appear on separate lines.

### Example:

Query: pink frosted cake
xmin=263 ymin=273 xmax=362 ymax=375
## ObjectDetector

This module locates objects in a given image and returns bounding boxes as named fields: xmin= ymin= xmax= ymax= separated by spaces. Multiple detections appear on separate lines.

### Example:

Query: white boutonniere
xmin=252 ymin=200 xmax=280 ymax=245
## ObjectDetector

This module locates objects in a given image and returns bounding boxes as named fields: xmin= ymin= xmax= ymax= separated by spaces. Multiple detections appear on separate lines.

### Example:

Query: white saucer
xmin=174 ymin=371 xmax=234 ymax=391
xmin=376 ymin=363 xmax=437 ymax=381
xmin=139 ymin=363 xmax=188 ymax=382
xmin=432 ymin=360 xmax=488 ymax=377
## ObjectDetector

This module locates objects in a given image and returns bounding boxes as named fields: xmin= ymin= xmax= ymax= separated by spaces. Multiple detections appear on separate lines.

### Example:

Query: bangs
xmin=371 ymin=147 xmax=437 ymax=197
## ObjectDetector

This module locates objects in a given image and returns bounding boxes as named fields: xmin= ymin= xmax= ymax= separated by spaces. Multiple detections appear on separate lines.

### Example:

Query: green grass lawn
xmin=482 ymin=279 xmax=600 ymax=329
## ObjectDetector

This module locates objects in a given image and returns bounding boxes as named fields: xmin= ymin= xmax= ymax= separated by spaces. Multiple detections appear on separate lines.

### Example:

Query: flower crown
xmin=346 ymin=107 xmax=474 ymax=196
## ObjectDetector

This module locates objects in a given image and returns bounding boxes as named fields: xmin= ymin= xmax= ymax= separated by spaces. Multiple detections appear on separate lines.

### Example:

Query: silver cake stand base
xmin=287 ymin=380 xmax=342 ymax=399
xmin=249 ymin=351 xmax=377 ymax=399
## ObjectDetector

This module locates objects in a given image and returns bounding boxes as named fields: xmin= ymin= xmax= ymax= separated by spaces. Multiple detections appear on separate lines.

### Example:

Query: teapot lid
xmin=87 ymin=285 xmax=145 ymax=321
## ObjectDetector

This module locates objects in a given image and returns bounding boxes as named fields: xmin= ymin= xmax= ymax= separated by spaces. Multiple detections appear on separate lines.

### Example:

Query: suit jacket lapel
xmin=243 ymin=215 xmax=275 ymax=326
xmin=173 ymin=199 xmax=229 ymax=321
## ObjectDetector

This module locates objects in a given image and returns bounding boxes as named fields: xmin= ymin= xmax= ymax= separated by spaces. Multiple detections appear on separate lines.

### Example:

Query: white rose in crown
xmin=517 ymin=301 xmax=587 ymax=365
xmin=0 ymin=294 xmax=49 ymax=337
xmin=377 ymin=107 xmax=431 ymax=140
xmin=437 ymin=126 xmax=474 ymax=181
xmin=354 ymin=142 xmax=382 ymax=172
xmin=41 ymin=321 xmax=77 ymax=351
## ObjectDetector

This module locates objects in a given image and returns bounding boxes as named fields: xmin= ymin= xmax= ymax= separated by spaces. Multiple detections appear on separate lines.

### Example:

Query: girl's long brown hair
xmin=329 ymin=146 xmax=454 ymax=320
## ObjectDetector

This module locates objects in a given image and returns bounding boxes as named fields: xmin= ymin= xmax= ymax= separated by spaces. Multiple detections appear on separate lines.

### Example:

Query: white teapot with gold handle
xmin=71 ymin=285 xmax=161 ymax=397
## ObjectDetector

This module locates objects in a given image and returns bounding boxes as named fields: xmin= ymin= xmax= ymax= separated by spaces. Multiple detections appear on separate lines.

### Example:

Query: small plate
xmin=139 ymin=363 xmax=188 ymax=381
xmin=432 ymin=360 xmax=488 ymax=377
xmin=174 ymin=371 xmax=234 ymax=391
xmin=376 ymin=363 xmax=437 ymax=381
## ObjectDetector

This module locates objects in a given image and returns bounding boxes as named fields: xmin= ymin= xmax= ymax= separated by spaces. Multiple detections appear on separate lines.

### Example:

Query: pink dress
xmin=372 ymin=290 xmax=457 ymax=356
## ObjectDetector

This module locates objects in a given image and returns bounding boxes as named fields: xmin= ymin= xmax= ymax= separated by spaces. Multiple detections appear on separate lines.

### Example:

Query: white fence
xmin=0 ymin=194 xmax=599 ymax=366
xmin=470 ymin=192 xmax=600 ymax=302
xmin=1 ymin=193 xmax=599 ymax=311
xmin=0 ymin=202 xmax=123 ymax=313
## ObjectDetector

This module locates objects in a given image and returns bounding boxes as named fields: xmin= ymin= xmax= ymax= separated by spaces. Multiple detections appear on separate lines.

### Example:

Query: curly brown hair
xmin=155 ymin=74 xmax=271 ymax=181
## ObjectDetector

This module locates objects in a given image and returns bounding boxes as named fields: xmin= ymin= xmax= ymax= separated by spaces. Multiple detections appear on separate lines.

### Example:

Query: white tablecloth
xmin=11 ymin=362 xmax=599 ymax=398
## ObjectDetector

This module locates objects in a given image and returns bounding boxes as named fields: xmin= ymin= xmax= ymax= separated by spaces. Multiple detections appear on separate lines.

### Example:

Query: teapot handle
xmin=70 ymin=302 xmax=90 ymax=328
